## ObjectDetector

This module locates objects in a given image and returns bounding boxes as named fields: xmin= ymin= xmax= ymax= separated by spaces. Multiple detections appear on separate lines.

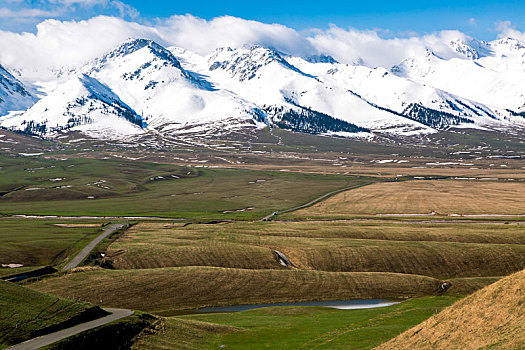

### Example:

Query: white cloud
xmin=156 ymin=15 xmax=316 ymax=57
xmin=496 ymin=20 xmax=525 ymax=41
xmin=0 ymin=16 xmax=159 ymax=79
xmin=0 ymin=14 xmax=317 ymax=79
xmin=0 ymin=14 xmax=523 ymax=81
xmin=0 ymin=0 xmax=139 ymax=23
xmin=0 ymin=7 xmax=58 ymax=18
xmin=110 ymin=0 xmax=138 ymax=19
xmin=46 ymin=0 xmax=138 ymax=18
xmin=306 ymin=27 xmax=474 ymax=67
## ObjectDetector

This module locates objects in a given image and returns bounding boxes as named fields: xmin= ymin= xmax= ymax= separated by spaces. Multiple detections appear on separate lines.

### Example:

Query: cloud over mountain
xmin=0 ymin=14 xmax=524 ymax=81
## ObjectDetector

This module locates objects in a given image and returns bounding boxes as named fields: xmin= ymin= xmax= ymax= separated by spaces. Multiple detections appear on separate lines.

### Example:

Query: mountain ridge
xmin=0 ymin=37 xmax=523 ymax=140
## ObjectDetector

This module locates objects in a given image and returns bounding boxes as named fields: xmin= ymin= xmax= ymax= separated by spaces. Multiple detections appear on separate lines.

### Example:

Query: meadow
xmin=2 ymin=146 xmax=524 ymax=349
xmin=28 ymin=218 xmax=525 ymax=315
xmin=0 ymin=219 xmax=103 ymax=269
xmin=0 ymin=155 xmax=372 ymax=219
xmin=103 ymin=221 xmax=525 ymax=278
xmin=30 ymin=266 xmax=443 ymax=313
xmin=290 ymin=179 xmax=525 ymax=218
xmin=132 ymin=296 xmax=461 ymax=350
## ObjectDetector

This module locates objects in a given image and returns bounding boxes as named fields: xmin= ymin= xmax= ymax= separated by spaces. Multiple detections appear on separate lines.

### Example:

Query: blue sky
xmin=0 ymin=0 xmax=524 ymax=39
xmin=1 ymin=0 xmax=525 ymax=77
xmin=133 ymin=0 xmax=524 ymax=37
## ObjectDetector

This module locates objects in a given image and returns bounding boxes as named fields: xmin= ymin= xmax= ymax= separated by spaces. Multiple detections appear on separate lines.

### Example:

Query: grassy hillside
xmin=103 ymin=222 xmax=525 ymax=278
xmin=377 ymin=268 xmax=525 ymax=349
xmin=27 ymin=217 xmax=518 ymax=315
xmin=0 ymin=280 xmax=103 ymax=349
xmin=290 ymin=180 xmax=525 ymax=218
xmin=29 ymin=267 xmax=443 ymax=314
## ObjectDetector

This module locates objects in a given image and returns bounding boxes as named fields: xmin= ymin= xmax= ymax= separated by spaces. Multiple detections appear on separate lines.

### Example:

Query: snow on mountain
xmin=447 ymin=38 xmax=492 ymax=60
xmin=0 ymin=65 xmax=37 ymax=117
xmin=391 ymin=37 xmax=525 ymax=117
xmin=83 ymin=39 xmax=264 ymax=134
xmin=0 ymin=74 xmax=144 ymax=137
xmin=2 ymin=39 xmax=266 ymax=138
xmin=293 ymin=57 xmax=497 ymax=128
xmin=489 ymin=37 xmax=525 ymax=57
xmin=1 ymin=37 xmax=524 ymax=140
xmin=198 ymin=45 xmax=435 ymax=135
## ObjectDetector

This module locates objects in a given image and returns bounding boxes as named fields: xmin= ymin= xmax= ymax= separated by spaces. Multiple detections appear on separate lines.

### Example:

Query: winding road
xmin=62 ymin=223 xmax=125 ymax=271
xmin=7 ymin=223 xmax=132 ymax=349
xmin=6 ymin=308 xmax=134 ymax=350
xmin=260 ymin=182 xmax=374 ymax=221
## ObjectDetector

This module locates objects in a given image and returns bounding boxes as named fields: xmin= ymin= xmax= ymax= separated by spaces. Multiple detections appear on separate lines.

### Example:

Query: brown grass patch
xmin=376 ymin=269 xmax=525 ymax=349
xmin=294 ymin=180 xmax=525 ymax=217
xmin=103 ymin=222 xmax=525 ymax=279
xmin=29 ymin=267 xmax=442 ymax=313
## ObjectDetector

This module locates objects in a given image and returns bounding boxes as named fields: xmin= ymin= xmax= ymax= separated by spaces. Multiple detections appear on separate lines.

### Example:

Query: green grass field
xmin=132 ymin=296 xmax=461 ymax=350
xmin=0 ymin=219 xmax=103 ymax=269
xmin=0 ymin=280 xmax=101 ymax=349
xmin=0 ymin=155 xmax=373 ymax=219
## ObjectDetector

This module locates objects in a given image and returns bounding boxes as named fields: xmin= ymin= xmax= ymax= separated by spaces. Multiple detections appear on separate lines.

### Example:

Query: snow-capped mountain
xmin=2 ymin=39 xmax=265 ymax=137
xmin=202 ymin=45 xmax=434 ymax=135
xmin=82 ymin=39 xmax=264 ymax=135
xmin=392 ymin=38 xmax=525 ymax=115
xmin=0 ymin=74 xmax=144 ymax=137
xmin=1 ymin=36 xmax=524 ymax=140
xmin=0 ymin=65 xmax=37 ymax=117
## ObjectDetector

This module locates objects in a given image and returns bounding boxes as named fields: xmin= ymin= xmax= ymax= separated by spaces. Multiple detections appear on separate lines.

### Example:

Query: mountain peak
xmin=0 ymin=64 xmax=36 ymax=116
xmin=305 ymin=54 xmax=338 ymax=64
xmin=489 ymin=37 xmax=525 ymax=53
xmin=447 ymin=38 xmax=489 ymax=59
xmin=208 ymin=45 xmax=312 ymax=81
xmin=93 ymin=38 xmax=183 ymax=72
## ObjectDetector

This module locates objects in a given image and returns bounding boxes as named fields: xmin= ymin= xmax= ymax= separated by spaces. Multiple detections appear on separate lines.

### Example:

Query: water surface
xmin=196 ymin=299 xmax=400 ymax=313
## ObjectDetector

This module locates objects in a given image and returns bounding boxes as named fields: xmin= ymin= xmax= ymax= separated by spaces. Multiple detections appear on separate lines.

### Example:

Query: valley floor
xmin=1 ymin=129 xmax=524 ymax=349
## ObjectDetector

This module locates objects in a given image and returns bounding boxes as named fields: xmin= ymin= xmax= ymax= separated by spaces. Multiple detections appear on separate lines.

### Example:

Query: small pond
xmin=195 ymin=299 xmax=400 ymax=313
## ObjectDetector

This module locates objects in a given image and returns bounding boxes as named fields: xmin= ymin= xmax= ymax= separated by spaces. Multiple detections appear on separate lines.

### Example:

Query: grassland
xmin=290 ymin=180 xmax=525 ymax=218
xmin=132 ymin=296 xmax=461 ymax=350
xmin=378 ymin=268 xmax=525 ymax=350
xmin=29 ymin=267 xmax=443 ymax=313
xmin=0 ymin=280 xmax=101 ymax=349
xmin=0 ymin=219 xmax=103 ymax=269
xmin=103 ymin=222 xmax=525 ymax=279
xmin=27 ymin=216 xmax=525 ymax=314
xmin=0 ymin=155 xmax=373 ymax=219
xmin=3 ymin=133 xmax=524 ymax=349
